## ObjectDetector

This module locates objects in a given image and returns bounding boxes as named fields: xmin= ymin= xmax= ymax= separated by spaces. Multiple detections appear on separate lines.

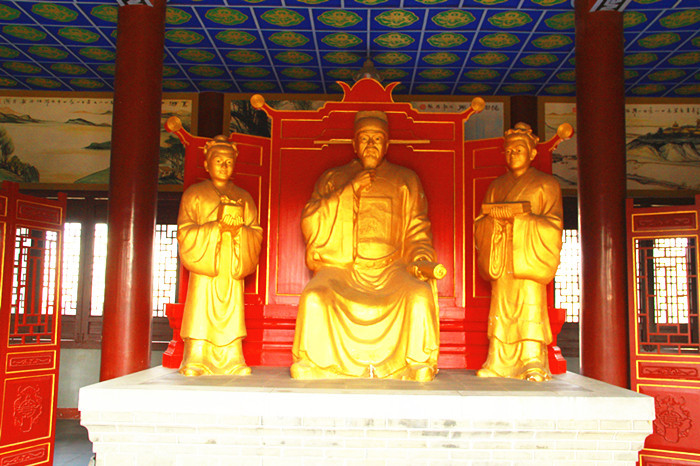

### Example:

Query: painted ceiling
xmin=0 ymin=1 xmax=698 ymax=97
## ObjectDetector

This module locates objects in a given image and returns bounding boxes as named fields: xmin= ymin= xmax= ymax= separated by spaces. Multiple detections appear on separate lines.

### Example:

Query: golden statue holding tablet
xmin=177 ymin=136 xmax=263 ymax=376
xmin=474 ymin=123 xmax=564 ymax=382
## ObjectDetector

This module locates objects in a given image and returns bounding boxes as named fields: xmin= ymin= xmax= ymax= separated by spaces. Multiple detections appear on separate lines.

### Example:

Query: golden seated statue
xmin=474 ymin=123 xmax=564 ymax=382
xmin=290 ymin=111 xmax=445 ymax=382
xmin=177 ymin=136 xmax=263 ymax=376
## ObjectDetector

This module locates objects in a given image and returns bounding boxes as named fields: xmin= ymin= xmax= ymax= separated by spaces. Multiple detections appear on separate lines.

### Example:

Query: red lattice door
xmin=0 ymin=182 xmax=66 ymax=466
xmin=627 ymin=195 xmax=700 ymax=466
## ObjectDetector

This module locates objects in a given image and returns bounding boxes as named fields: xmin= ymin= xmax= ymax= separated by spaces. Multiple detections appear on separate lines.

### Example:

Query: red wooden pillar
xmin=509 ymin=95 xmax=538 ymax=130
xmin=197 ymin=92 xmax=226 ymax=138
xmin=575 ymin=0 xmax=629 ymax=387
xmin=100 ymin=0 xmax=166 ymax=381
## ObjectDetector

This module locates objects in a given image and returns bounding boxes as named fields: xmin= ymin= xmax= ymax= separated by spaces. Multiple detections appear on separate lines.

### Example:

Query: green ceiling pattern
xmin=0 ymin=0 xmax=697 ymax=97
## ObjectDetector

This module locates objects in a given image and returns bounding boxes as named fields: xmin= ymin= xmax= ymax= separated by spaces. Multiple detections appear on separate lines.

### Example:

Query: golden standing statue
xmin=291 ymin=111 xmax=444 ymax=382
xmin=177 ymin=136 xmax=263 ymax=376
xmin=474 ymin=123 xmax=563 ymax=382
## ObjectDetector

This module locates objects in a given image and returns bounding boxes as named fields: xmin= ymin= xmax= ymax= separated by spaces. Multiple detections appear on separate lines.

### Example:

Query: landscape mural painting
xmin=544 ymin=102 xmax=578 ymax=189
xmin=229 ymin=99 xmax=326 ymax=138
xmin=0 ymin=95 xmax=192 ymax=185
xmin=229 ymin=99 xmax=503 ymax=140
xmin=545 ymin=101 xmax=700 ymax=191
xmin=625 ymin=103 xmax=700 ymax=190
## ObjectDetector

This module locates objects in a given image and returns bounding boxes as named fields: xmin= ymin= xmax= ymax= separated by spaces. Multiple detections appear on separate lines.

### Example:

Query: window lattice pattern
xmin=152 ymin=224 xmax=179 ymax=318
xmin=90 ymin=223 xmax=108 ymax=317
xmin=554 ymin=229 xmax=581 ymax=323
xmin=635 ymin=237 xmax=699 ymax=354
xmin=80 ymin=223 xmax=179 ymax=318
xmin=9 ymin=227 xmax=59 ymax=345
xmin=61 ymin=222 xmax=82 ymax=317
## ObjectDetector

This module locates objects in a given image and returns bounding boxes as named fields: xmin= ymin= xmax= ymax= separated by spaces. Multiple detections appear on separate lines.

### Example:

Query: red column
xmin=575 ymin=0 xmax=629 ymax=387
xmin=509 ymin=95 xmax=538 ymax=130
xmin=100 ymin=0 xmax=166 ymax=381
xmin=197 ymin=92 xmax=226 ymax=138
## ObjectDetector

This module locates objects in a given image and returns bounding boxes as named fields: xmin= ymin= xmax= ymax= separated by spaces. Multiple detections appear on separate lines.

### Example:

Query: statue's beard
xmin=360 ymin=149 xmax=382 ymax=169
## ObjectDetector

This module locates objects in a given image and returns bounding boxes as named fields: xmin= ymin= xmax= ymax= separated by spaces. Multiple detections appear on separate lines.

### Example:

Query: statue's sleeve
xmin=403 ymin=173 xmax=436 ymax=263
xmin=177 ymin=187 xmax=221 ymax=277
xmin=511 ymin=176 xmax=563 ymax=284
xmin=474 ymin=184 xmax=507 ymax=281
xmin=301 ymin=170 xmax=354 ymax=270
xmin=231 ymin=191 xmax=263 ymax=279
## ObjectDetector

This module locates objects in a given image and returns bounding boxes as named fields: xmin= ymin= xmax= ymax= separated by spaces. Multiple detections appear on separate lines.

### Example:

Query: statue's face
xmin=353 ymin=123 xmax=388 ymax=170
xmin=204 ymin=147 xmax=236 ymax=183
xmin=504 ymin=139 xmax=536 ymax=174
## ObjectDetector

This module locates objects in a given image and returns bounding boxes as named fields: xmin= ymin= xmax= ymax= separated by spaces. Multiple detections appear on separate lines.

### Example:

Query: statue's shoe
xmin=476 ymin=367 xmax=499 ymax=378
xmin=522 ymin=367 xmax=551 ymax=382
xmin=399 ymin=364 xmax=437 ymax=382
xmin=179 ymin=363 xmax=211 ymax=377
xmin=290 ymin=360 xmax=339 ymax=379
xmin=520 ymin=360 xmax=551 ymax=382
xmin=227 ymin=364 xmax=252 ymax=376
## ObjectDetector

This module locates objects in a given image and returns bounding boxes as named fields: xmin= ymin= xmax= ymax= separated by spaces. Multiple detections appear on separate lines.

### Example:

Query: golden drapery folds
xmin=474 ymin=166 xmax=563 ymax=381
xmin=178 ymin=179 xmax=262 ymax=375
xmin=292 ymin=158 xmax=441 ymax=381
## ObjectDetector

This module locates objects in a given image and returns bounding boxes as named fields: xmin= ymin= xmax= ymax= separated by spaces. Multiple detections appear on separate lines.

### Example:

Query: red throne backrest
xmin=259 ymin=84 xmax=484 ymax=313
xmin=268 ymin=109 xmax=466 ymax=305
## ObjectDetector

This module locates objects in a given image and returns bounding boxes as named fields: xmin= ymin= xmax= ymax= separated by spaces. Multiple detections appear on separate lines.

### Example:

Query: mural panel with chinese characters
xmin=229 ymin=98 xmax=504 ymax=141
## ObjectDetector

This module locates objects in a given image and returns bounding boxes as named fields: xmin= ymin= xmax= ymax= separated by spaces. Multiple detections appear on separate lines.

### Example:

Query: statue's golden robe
xmin=177 ymin=180 xmax=262 ymax=359
xmin=474 ymin=167 xmax=563 ymax=377
xmin=293 ymin=159 xmax=439 ymax=378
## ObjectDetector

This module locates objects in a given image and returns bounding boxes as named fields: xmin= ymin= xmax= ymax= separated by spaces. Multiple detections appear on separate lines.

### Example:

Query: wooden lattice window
xmin=56 ymin=193 xmax=181 ymax=346
xmin=152 ymin=224 xmax=180 ymax=318
xmin=61 ymin=222 xmax=81 ymax=317
xmin=635 ymin=236 xmax=699 ymax=354
xmin=9 ymin=227 xmax=59 ymax=346
xmin=554 ymin=229 xmax=581 ymax=323
xmin=89 ymin=223 xmax=108 ymax=317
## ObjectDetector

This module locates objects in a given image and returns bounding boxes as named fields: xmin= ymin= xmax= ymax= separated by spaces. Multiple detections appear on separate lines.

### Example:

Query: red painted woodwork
xmin=164 ymin=79 xmax=568 ymax=372
xmin=575 ymin=0 xmax=629 ymax=388
xmin=0 ymin=182 xmax=66 ymax=466
xmin=100 ymin=0 xmax=166 ymax=381
xmin=56 ymin=409 xmax=80 ymax=420
xmin=640 ymin=453 xmax=700 ymax=466
xmin=162 ymin=303 xmax=184 ymax=368
xmin=197 ymin=92 xmax=226 ymax=138
xmin=509 ymin=95 xmax=538 ymax=130
xmin=627 ymin=196 xmax=700 ymax=465
xmin=548 ymin=307 xmax=568 ymax=374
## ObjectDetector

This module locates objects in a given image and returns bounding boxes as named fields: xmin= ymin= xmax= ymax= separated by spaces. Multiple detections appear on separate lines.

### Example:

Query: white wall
xmin=58 ymin=348 xmax=163 ymax=409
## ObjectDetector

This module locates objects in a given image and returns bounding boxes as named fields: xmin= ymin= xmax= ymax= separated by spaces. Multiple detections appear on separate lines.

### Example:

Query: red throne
xmin=163 ymin=79 xmax=568 ymax=373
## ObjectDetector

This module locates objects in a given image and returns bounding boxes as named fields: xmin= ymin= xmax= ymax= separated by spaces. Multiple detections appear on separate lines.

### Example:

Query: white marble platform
xmin=79 ymin=366 xmax=654 ymax=466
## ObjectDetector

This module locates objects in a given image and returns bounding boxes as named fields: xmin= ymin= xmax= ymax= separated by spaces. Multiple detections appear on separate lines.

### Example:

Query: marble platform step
xmin=79 ymin=366 xmax=654 ymax=466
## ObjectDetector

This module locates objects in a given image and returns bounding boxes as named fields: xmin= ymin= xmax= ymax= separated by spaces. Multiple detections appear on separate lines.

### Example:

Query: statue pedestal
xmin=79 ymin=367 xmax=653 ymax=465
